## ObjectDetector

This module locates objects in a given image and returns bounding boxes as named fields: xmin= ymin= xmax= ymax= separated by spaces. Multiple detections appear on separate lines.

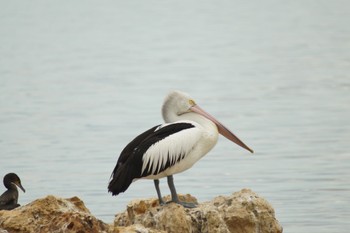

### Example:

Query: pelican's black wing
xmin=110 ymin=124 xmax=161 ymax=178
xmin=108 ymin=124 xmax=160 ymax=195
xmin=108 ymin=122 xmax=195 ymax=196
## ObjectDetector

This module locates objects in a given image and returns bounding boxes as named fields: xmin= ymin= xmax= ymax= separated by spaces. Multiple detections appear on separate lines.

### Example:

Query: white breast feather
xmin=141 ymin=125 xmax=202 ymax=175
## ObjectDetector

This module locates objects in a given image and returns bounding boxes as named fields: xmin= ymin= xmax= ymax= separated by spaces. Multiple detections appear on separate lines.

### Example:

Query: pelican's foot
xmin=158 ymin=197 xmax=166 ymax=206
xmin=179 ymin=201 xmax=197 ymax=208
xmin=166 ymin=200 xmax=197 ymax=208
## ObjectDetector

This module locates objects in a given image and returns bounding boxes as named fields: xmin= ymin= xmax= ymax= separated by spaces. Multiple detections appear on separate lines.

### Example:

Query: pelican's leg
xmin=166 ymin=175 xmax=197 ymax=208
xmin=154 ymin=179 xmax=165 ymax=205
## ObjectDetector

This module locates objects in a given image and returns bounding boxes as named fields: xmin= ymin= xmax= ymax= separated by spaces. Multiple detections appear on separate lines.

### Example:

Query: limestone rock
xmin=112 ymin=224 xmax=166 ymax=233
xmin=0 ymin=189 xmax=283 ymax=233
xmin=0 ymin=195 xmax=109 ymax=233
xmin=114 ymin=189 xmax=283 ymax=233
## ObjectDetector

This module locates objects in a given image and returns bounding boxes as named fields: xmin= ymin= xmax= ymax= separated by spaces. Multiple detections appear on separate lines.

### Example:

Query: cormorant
xmin=0 ymin=173 xmax=25 ymax=210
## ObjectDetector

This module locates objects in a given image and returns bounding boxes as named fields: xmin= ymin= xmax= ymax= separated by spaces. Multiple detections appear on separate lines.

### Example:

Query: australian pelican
xmin=108 ymin=90 xmax=253 ymax=207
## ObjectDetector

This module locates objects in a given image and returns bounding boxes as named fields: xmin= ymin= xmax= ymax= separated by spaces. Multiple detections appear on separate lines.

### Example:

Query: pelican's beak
xmin=190 ymin=104 xmax=254 ymax=153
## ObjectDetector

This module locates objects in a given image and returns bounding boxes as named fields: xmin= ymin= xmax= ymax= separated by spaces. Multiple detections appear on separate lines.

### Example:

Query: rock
xmin=112 ymin=224 xmax=166 ymax=233
xmin=114 ymin=189 xmax=283 ymax=233
xmin=0 ymin=195 xmax=109 ymax=233
xmin=0 ymin=189 xmax=283 ymax=233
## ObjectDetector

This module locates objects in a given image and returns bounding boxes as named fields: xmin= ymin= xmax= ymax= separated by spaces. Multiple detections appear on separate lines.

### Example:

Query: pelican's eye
xmin=188 ymin=99 xmax=196 ymax=106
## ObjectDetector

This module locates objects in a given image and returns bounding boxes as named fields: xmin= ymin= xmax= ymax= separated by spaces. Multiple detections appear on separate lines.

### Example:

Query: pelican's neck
xmin=163 ymin=110 xmax=218 ymax=133
xmin=162 ymin=103 xmax=177 ymax=123
xmin=181 ymin=112 xmax=220 ymax=156
xmin=162 ymin=108 xmax=219 ymax=159
xmin=183 ymin=112 xmax=215 ymax=128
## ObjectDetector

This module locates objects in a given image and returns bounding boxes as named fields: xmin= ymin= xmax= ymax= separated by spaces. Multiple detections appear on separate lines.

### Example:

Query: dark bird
xmin=108 ymin=91 xmax=253 ymax=207
xmin=0 ymin=173 xmax=25 ymax=210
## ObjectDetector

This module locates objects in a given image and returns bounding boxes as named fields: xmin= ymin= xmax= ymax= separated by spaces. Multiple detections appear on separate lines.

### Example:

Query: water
xmin=1 ymin=1 xmax=349 ymax=232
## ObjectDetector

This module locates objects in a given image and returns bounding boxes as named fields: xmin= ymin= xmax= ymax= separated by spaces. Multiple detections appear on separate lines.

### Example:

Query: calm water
xmin=1 ymin=1 xmax=349 ymax=232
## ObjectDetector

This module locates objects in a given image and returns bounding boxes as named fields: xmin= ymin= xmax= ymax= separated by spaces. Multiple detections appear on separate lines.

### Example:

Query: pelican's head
xmin=162 ymin=90 xmax=254 ymax=153
xmin=162 ymin=90 xmax=196 ymax=122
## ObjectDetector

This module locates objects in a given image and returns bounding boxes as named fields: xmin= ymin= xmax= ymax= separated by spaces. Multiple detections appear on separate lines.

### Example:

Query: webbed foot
xmin=166 ymin=199 xmax=197 ymax=208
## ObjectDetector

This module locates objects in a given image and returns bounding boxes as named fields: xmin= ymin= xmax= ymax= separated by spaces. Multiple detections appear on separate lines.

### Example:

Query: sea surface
xmin=1 ymin=1 xmax=349 ymax=232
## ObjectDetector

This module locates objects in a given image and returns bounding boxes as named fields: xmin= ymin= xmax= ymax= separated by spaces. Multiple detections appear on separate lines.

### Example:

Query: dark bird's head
xmin=3 ymin=173 xmax=25 ymax=192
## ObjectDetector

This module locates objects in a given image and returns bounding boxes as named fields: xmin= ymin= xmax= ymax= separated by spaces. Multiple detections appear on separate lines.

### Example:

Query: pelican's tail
xmin=108 ymin=163 xmax=135 ymax=196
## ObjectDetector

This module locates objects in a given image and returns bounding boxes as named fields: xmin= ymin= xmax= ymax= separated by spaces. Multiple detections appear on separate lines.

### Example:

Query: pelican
xmin=108 ymin=90 xmax=253 ymax=207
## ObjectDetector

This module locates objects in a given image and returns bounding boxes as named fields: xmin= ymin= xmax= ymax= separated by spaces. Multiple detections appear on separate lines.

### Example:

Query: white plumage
xmin=142 ymin=122 xmax=202 ymax=175
xmin=141 ymin=121 xmax=209 ymax=179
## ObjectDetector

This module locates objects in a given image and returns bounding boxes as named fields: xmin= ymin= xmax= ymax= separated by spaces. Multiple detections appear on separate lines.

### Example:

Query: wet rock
xmin=114 ymin=189 xmax=283 ymax=233
xmin=0 ymin=195 xmax=109 ymax=233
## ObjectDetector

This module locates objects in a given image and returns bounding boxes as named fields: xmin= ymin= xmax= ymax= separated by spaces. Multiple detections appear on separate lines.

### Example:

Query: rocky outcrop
xmin=0 ymin=189 xmax=282 ymax=233
xmin=114 ymin=189 xmax=283 ymax=233
xmin=0 ymin=195 xmax=109 ymax=233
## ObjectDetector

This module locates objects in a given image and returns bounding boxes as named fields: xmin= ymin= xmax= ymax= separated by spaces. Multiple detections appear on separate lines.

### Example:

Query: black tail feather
xmin=108 ymin=163 xmax=134 ymax=196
